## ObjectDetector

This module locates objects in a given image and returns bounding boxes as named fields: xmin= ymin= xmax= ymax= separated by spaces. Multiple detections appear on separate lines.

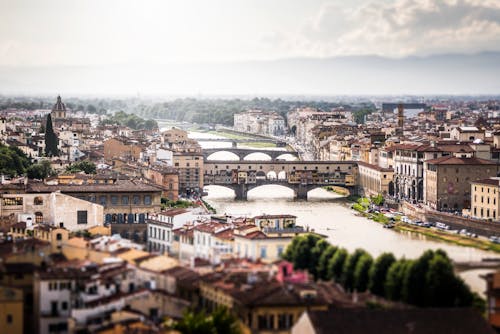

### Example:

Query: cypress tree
xmin=44 ymin=113 xmax=59 ymax=157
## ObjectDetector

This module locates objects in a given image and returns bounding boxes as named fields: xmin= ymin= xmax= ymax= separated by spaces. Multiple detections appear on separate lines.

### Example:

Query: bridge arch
xmin=206 ymin=151 xmax=240 ymax=161
xmin=243 ymin=152 xmax=272 ymax=161
xmin=247 ymin=184 xmax=295 ymax=199
xmin=275 ymin=153 xmax=298 ymax=161
xmin=203 ymin=185 xmax=236 ymax=198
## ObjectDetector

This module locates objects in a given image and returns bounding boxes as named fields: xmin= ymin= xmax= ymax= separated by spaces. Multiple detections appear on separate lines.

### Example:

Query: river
xmin=160 ymin=123 xmax=498 ymax=296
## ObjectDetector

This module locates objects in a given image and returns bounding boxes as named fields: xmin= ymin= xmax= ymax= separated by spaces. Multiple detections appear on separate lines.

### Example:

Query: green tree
xmin=309 ymin=238 xmax=329 ymax=279
xmin=426 ymin=254 xmax=470 ymax=307
xmin=211 ymin=307 xmax=241 ymax=334
xmin=385 ymin=259 xmax=413 ymax=301
xmin=27 ymin=159 xmax=54 ymax=179
xmin=66 ymin=160 xmax=96 ymax=174
xmin=369 ymin=252 xmax=396 ymax=296
xmin=317 ymin=245 xmax=338 ymax=280
xmin=0 ymin=144 xmax=31 ymax=177
xmin=370 ymin=194 xmax=384 ymax=206
xmin=327 ymin=248 xmax=348 ymax=282
xmin=342 ymin=249 xmax=368 ymax=291
xmin=353 ymin=253 xmax=374 ymax=292
xmin=402 ymin=250 xmax=435 ymax=306
xmin=44 ymin=113 xmax=59 ymax=157
xmin=283 ymin=234 xmax=322 ymax=271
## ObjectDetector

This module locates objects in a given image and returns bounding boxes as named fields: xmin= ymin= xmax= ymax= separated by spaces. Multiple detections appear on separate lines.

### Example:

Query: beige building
xmin=357 ymin=161 xmax=394 ymax=197
xmin=424 ymin=156 xmax=498 ymax=211
xmin=0 ymin=192 xmax=104 ymax=231
xmin=103 ymin=137 xmax=143 ymax=163
xmin=471 ymin=178 xmax=500 ymax=221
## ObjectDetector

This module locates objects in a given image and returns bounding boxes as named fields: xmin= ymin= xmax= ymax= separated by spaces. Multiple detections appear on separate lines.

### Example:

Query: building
xmin=0 ymin=192 xmax=104 ymax=232
xmin=234 ymin=110 xmax=285 ymax=136
xmin=470 ymin=178 xmax=500 ymax=221
xmin=292 ymin=308 xmax=494 ymax=334
xmin=103 ymin=137 xmax=143 ymax=163
xmin=0 ymin=286 xmax=23 ymax=334
xmin=357 ymin=162 xmax=394 ymax=197
xmin=50 ymin=96 xmax=67 ymax=120
xmin=450 ymin=126 xmax=485 ymax=142
xmin=143 ymin=165 xmax=179 ymax=201
xmin=26 ymin=174 xmax=162 ymax=242
xmin=424 ymin=156 xmax=498 ymax=211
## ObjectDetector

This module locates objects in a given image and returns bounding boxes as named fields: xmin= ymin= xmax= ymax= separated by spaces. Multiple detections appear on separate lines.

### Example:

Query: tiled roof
xmin=425 ymin=156 xmax=496 ymax=165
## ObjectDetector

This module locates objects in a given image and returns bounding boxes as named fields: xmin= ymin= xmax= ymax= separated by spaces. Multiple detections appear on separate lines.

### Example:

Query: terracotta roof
xmin=303 ymin=308 xmax=494 ymax=334
xmin=471 ymin=178 xmax=500 ymax=186
xmin=425 ymin=156 xmax=496 ymax=165
xmin=26 ymin=179 xmax=162 ymax=193
xmin=357 ymin=161 xmax=393 ymax=172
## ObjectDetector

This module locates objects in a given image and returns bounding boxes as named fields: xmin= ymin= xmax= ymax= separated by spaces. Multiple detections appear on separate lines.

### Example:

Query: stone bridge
xmin=203 ymin=160 xmax=358 ymax=200
xmin=203 ymin=148 xmax=300 ymax=161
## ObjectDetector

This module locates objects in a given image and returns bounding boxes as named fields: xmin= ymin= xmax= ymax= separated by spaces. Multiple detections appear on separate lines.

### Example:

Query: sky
xmin=1 ymin=0 xmax=500 ymax=95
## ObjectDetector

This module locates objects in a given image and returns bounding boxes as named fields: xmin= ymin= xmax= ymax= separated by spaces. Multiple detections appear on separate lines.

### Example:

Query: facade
xmin=103 ymin=137 xmax=143 ymax=163
xmin=50 ymin=95 xmax=67 ymax=120
xmin=357 ymin=161 xmax=394 ymax=197
xmin=0 ymin=192 xmax=104 ymax=231
xmin=143 ymin=165 xmax=179 ymax=201
xmin=234 ymin=110 xmax=285 ymax=136
xmin=0 ymin=286 xmax=23 ymax=334
xmin=450 ymin=126 xmax=485 ymax=142
xmin=147 ymin=214 xmax=174 ymax=254
xmin=470 ymin=178 xmax=500 ymax=221
xmin=424 ymin=156 xmax=497 ymax=211
xmin=26 ymin=174 xmax=162 ymax=242
xmin=173 ymin=151 xmax=204 ymax=196
xmin=233 ymin=225 xmax=291 ymax=263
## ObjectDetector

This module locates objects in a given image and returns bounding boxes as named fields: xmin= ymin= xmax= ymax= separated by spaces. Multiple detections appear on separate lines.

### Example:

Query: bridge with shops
xmin=203 ymin=160 xmax=358 ymax=200
xmin=203 ymin=148 xmax=300 ymax=161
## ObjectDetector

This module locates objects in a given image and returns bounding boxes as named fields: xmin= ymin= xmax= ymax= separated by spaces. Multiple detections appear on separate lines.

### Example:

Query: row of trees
xmin=101 ymin=110 xmax=158 ymax=130
xmin=283 ymin=234 xmax=482 ymax=309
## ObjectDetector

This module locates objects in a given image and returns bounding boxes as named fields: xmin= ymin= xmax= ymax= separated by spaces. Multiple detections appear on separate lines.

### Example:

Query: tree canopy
xmin=0 ymin=144 xmax=31 ymax=177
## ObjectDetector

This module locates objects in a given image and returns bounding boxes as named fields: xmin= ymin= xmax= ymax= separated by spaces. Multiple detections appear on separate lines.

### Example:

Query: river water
xmin=160 ymin=123 xmax=498 ymax=296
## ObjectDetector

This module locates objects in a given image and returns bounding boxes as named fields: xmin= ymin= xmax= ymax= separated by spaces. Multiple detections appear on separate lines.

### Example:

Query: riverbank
xmin=346 ymin=196 xmax=500 ymax=254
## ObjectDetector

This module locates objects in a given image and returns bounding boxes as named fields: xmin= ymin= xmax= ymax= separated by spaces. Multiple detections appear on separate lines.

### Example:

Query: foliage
xmin=309 ymin=239 xmax=330 ymax=279
xmin=317 ymin=245 xmax=338 ymax=280
xmin=66 ymin=160 xmax=96 ymax=174
xmin=327 ymin=248 xmax=348 ymax=282
xmin=0 ymin=144 xmax=31 ymax=177
xmin=172 ymin=307 xmax=241 ymax=334
xmin=402 ymin=250 xmax=435 ymax=306
xmin=101 ymin=110 xmax=158 ymax=130
xmin=353 ymin=253 xmax=373 ymax=292
xmin=27 ymin=159 xmax=54 ymax=179
xmin=342 ymin=249 xmax=369 ymax=291
xmin=370 ymin=194 xmax=384 ymax=206
xmin=385 ymin=259 xmax=413 ymax=301
xmin=44 ymin=113 xmax=59 ymax=157
xmin=353 ymin=109 xmax=374 ymax=124
xmin=351 ymin=203 xmax=366 ymax=213
xmin=161 ymin=198 xmax=196 ymax=209
xmin=282 ymin=234 xmax=323 ymax=271
xmin=369 ymin=253 xmax=396 ymax=296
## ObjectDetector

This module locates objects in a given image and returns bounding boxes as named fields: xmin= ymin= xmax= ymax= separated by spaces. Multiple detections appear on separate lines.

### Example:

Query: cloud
xmin=287 ymin=0 xmax=500 ymax=57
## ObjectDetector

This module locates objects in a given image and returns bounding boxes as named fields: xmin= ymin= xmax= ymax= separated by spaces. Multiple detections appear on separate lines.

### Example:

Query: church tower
xmin=51 ymin=95 xmax=67 ymax=120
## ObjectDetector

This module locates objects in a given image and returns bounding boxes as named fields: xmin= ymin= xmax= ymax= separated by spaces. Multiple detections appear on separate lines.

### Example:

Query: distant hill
xmin=0 ymin=52 xmax=499 ymax=95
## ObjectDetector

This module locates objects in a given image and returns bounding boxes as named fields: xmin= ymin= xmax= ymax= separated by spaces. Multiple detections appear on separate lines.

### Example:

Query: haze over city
xmin=1 ymin=0 xmax=500 ymax=95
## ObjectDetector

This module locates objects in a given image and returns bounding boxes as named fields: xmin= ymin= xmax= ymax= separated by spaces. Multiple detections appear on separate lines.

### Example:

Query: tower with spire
xmin=51 ymin=95 xmax=67 ymax=120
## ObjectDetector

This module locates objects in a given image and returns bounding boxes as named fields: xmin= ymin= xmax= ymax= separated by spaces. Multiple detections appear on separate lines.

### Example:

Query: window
xmin=35 ymin=212 xmax=43 ymax=223
xmin=77 ymin=211 xmax=88 ymax=224
xmin=121 ymin=196 xmax=129 ymax=205
xmin=6 ymin=314 xmax=12 ymax=324
xmin=133 ymin=195 xmax=140 ymax=205
xmin=144 ymin=195 xmax=152 ymax=205
xmin=61 ymin=301 xmax=68 ymax=310
xmin=99 ymin=196 xmax=107 ymax=205
xmin=56 ymin=233 xmax=62 ymax=240
xmin=34 ymin=196 xmax=43 ymax=205
xmin=277 ymin=246 xmax=284 ymax=256
xmin=2 ymin=197 xmax=23 ymax=206
xmin=111 ymin=196 xmax=118 ymax=205
xmin=260 ymin=246 xmax=267 ymax=259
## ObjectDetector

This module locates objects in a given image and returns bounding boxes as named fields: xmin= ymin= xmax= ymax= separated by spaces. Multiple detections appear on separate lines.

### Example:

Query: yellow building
xmin=357 ymin=161 xmax=394 ymax=197
xmin=0 ymin=286 xmax=23 ymax=334
xmin=471 ymin=178 xmax=500 ymax=221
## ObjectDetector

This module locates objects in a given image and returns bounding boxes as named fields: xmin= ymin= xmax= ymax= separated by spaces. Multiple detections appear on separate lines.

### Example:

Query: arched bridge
xmin=203 ymin=148 xmax=300 ymax=161
xmin=203 ymin=160 xmax=358 ymax=200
